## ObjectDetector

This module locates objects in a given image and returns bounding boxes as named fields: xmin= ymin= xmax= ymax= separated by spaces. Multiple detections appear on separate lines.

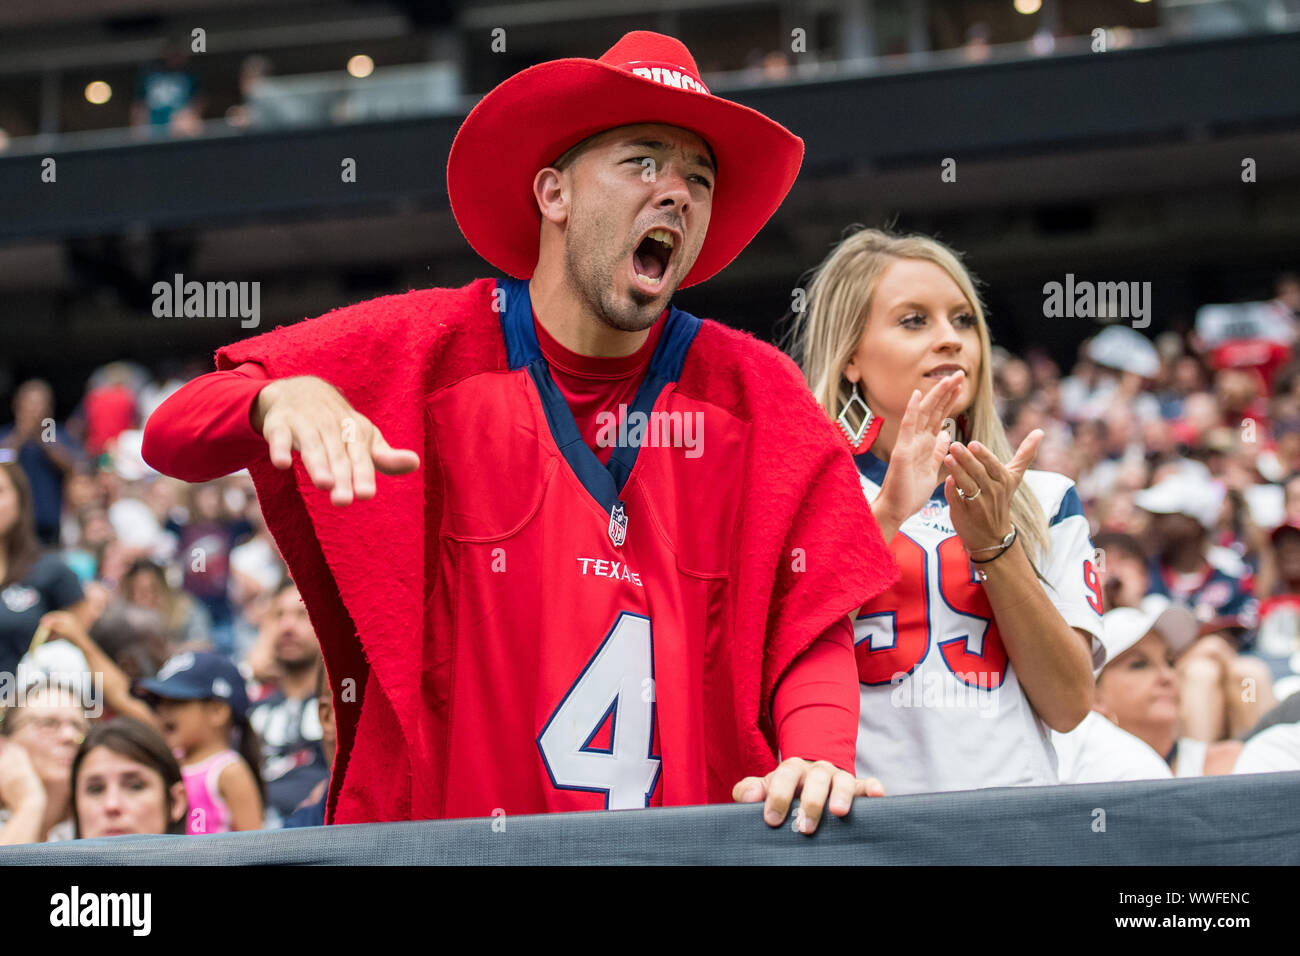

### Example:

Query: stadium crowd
xmin=2 ymin=270 xmax=1300 ymax=844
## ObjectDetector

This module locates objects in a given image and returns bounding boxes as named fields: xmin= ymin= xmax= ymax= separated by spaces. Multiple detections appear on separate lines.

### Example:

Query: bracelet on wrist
xmin=967 ymin=525 xmax=1016 ymax=555
xmin=969 ymin=525 xmax=1018 ymax=564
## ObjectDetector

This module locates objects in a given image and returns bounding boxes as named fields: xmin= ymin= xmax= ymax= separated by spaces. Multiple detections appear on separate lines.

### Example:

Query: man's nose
xmin=651 ymin=164 xmax=692 ymax=209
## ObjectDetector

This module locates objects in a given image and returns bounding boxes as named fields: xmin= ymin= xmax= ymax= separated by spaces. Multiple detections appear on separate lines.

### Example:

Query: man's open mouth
xmin=631 ymin=227 xmax=677 ymax=291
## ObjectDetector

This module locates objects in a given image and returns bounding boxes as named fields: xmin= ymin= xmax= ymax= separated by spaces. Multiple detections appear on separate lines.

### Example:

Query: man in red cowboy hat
xmin=143 ymin=31 xmax=899 ymax=833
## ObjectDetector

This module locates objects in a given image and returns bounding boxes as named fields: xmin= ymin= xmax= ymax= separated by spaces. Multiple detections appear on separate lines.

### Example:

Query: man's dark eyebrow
xmin=621 ymin=139 xmax=715 ymax=174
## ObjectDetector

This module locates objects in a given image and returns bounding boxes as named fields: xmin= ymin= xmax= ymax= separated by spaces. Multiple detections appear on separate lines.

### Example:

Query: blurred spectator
xmin=1024 ymin=347 xmax=1060 ymax=390
xmin=1094 ymin=489 xmax=1147 ymax=537
xmin=962 ymin=22 xmax=991 ymax=62
xmin=120 ymin=557 xmax=211 ymax=648
xmin=1 ymin=379 xmax=84 ymax=545
xmin=1135 ymin=469 xmax=1254 ymax=635
xmin=225 ymin=55 xmax=273 ymax=129
xmin=1054 ymin=598 xmax=1195 ymax=783
xmin=1155 ymin=353 xmax=1211 ymax=420
xmin=95 ymin=538 xmax=137 ymax=593
xmin=60 ymin=469 xmax=101 ymax=557
xmin=170 ymin=481 xmax=253 ymax=656
xmin=229 ymin=502 xmax=286 ymax=660
xmin=1070 ymin=420 xmax=1108 ymax=493
xmin=80 ymin=362 xmax=138 ymax=460
xmin=87 ymin=601 xmax=173 ymax=687
xmin=1075 ymin=596 xmax=1241 ymax=776
xmin=0 ymin=461 xmax=87 ymax=682
xmin=1092 ymin=532 xmax=1151 ymax=610
xmin=1214 ymin=367 xmax=1270 ymax=436
xmin=1248 ymin=521 xmax=1300 ymax=698
xmin=1271 ymin=419 xmax=1300 ymax=476
xmin=135 ymin=652 xmax=264 ymax=833
xmin=72 ymin=504 xmax=114 ymax=556
xmin=229 ymin=496 xmax=282 ymax=599
xmin=131 ymin=42 xmax=203 ymax=137
xmin=1060 ymin=328 xmax=1162 ymax=424
xmin=1172 ymin=391 xmax=1225 ymax=449
xmin=283 ymin=659 xmax=334 ymax=828
xmin=71 ymin=718 xmax=187 ymax=838
xmin=106 ymin=479 xmax=169 ymax=561
xmin=743 ymin=48 xmax=792 ymax=84
xmin=0 ymin=681 xmax=86 ymax=844
xmin=248 ymin=582 xmax=326 ymax=827
xmin=1177 ymin=630 xmax=1275 ymax=743
xmin=142 ymin=475 xmax=187 ymax=535
xmin=1028 ymin=26 xmax=1056 ymax=57
xmin=1130 ymin=468 xmax=1277 ymax=740
xmin=1193 ymin=291 xmax=1295 ymax=396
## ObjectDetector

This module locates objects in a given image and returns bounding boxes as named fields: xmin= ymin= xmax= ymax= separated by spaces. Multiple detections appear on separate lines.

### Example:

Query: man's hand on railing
xmin=733 ymin=757 xmax=885 ymax=836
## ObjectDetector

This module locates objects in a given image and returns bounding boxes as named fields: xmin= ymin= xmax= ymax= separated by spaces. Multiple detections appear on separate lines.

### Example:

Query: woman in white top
xmin=1061 ymin=596 xmax=1242 ymax=779
xmin=791 ymin=227 xmax=1104 ymax=794
xmin=1054 ymin=597 xmax=1193 ymax=783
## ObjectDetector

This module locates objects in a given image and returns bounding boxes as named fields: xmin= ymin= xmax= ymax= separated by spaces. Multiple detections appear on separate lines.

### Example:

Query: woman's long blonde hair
xmin=787 ymin=226 xmax=1051 ymax=576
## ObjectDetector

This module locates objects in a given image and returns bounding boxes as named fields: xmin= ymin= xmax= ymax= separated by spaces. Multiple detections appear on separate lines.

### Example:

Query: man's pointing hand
xmin=252 ymin=375 xmax=421 ymax=506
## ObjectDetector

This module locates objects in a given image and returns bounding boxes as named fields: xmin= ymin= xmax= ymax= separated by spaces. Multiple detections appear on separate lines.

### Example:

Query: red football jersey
xmin=425 ymin=280 xmax=740 ymax=816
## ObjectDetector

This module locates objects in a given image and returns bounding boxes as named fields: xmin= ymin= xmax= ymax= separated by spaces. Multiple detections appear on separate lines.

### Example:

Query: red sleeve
xmin=771 ymin=617 xmax=858 ymax=773
xmin=141 ymin=361 xmax=271 ymax=482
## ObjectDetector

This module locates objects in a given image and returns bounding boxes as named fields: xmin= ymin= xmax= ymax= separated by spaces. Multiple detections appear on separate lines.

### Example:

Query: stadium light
xmin=1013 ymin=0 xmax=1042 ymax=13
xmin=84 ymin=81 xmax=112 ymax=105
xmin=347 ymin=54 xmax=375 ymax=78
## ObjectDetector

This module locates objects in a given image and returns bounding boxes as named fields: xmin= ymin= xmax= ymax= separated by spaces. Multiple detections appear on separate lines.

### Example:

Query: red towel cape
xmin=216 ymin=278 xmax=898 ymax=823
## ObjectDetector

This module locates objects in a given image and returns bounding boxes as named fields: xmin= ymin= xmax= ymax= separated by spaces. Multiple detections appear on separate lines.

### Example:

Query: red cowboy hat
xmin=446 ymin=31 xmax=804 ymax=290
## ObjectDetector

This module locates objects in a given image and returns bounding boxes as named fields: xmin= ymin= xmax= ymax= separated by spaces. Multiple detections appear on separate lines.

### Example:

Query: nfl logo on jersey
xmin=608 ymin=501 xmax=628 ymax=547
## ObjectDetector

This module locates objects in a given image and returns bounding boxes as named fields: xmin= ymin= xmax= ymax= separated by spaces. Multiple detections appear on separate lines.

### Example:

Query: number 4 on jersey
xmin=537 ymin=612 xmax=662 ymax=809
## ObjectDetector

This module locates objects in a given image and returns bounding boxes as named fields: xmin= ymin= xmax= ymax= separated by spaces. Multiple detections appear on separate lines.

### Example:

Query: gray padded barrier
xmin=5 ymin=772 xmax=1298 ymax=865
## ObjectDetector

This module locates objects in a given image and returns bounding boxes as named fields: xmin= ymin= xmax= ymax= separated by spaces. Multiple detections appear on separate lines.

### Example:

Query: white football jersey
xmin=852 ymin=450 xmax=1104 ymax=795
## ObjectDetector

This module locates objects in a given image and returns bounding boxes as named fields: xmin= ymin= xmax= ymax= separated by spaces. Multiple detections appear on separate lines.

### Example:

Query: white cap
xmin=111 ymin=428 xmax=155 ymax=482
xmin=1087 ymin=326 xmax=1160 ymax=378
xmin=16 ymin=640 xmax=92 ymax=700
xmin=1134 ymin=472 xmax=1225 ymax=530
xmin=1098 ymin=595 xmax=1198 ymax=673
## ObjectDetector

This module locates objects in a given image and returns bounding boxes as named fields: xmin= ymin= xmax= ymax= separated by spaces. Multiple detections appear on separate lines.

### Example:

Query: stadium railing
xmin=4 ymin=771 xmax=1298 ymax=865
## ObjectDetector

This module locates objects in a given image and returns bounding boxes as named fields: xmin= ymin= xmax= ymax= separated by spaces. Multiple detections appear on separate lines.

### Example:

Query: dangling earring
xmin=837 ymin=382 xmax=876 ymax=450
